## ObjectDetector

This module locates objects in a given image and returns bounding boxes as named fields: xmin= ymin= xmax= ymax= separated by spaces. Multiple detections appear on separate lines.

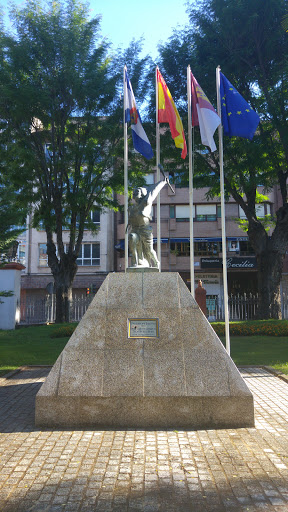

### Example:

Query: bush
xmin=211 ymin=320 xmax=288 ymax=337
xmin=49 ymin=323 xmax=78 ymax=339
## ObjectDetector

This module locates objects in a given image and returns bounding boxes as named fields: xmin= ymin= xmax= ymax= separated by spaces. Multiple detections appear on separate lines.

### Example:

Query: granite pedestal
xmin=35 ymin=272 xmax=254 ymax=429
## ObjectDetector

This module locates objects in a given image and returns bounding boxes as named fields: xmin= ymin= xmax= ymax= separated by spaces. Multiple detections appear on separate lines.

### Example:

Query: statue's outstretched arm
xmin=148 ymin=178 xmax=168 ymax=204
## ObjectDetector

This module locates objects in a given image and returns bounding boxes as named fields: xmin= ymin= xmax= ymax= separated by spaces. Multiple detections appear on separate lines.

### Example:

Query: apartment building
xmin=17 ymin=208 xmax=115 ymax=301
xmin=14 ymin=173 xmax=288 ymax=313
xmin=115 ymin=173 xmax=288 ymax=308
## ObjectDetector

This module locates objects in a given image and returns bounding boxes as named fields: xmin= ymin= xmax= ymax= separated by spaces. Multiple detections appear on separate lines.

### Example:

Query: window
xmin=91 ymin=210 xmax=100 ymax=224
xmin=196 ymin=205 xmax=217 ymax=222
xmin=168 ymin=171 xmax=189 ymax=187
xmin=39 ymin=242 xmax=100 ymax=266
xmin=77 ymin=243 xmax=100 ymax=266
xmin=228 ymin=241 xmax=239 ymax=252
xmin=17 ymin=241 xmax=26 ymax=265
xmin=170 ymin=204 xmax=217 ymax=222
xmin=176 ymin=205 xmax=194 ymax=221
xmin=194 ymin=241 xmax=222 ymax=256
xmin=228 ymin=239 xmax=254 ymax=255
xmin=170 ymin=242 xmax=190 ymax=256
xmin=170 ymin=205 xmax=195 ymax=222
xmin=239 ymin=204 xmax=271 ymax=219
xmin=76 ymin=210 xmax=101 ymax=228
xmin=39 ymin=243 xmax=48 ymax=266
xmin=239 ymin=240 xmax=254 ymax=256
xmin=118 ymin=210 xmax=125 ymax=224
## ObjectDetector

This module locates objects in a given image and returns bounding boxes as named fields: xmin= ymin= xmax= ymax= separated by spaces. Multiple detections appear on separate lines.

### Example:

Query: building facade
xmin=18 ymin=208 xmax=115 ymax=301
xmin=115 ymin=173 xmax=288 ymax=314
xmin=14 ymin=172 xmax=288 ymax=320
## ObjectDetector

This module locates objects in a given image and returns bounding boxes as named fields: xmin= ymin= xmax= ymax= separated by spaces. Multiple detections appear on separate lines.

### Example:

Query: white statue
xmin=127 ymin=177 xmax=169 ymax=268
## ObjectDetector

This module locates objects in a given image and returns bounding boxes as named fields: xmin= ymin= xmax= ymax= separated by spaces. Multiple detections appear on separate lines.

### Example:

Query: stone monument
xmin=35 ymin=272 xmax=254 ymax=429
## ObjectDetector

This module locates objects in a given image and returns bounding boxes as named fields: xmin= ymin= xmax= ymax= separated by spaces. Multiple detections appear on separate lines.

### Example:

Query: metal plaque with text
xmin=128 ymin=318 xmax=159 ymax=339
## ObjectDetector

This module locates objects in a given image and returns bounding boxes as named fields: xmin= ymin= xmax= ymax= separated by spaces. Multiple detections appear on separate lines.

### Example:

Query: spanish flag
xmin=157 ymin=68 xmax=187 ymax=159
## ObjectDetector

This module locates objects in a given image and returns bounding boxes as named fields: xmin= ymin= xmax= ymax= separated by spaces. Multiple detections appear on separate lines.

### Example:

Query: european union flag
xmin=220 ymin=72 xmax=260 ymax=140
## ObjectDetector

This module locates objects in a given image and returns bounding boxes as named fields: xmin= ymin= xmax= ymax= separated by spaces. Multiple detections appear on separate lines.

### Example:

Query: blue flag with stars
xmin=220 ymin=72 xmax=260 ymax=140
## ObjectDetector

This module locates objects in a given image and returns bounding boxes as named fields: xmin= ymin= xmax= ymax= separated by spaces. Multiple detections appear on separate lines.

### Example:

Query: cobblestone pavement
xmin=0 ymin=367 xmax=287 ymax=512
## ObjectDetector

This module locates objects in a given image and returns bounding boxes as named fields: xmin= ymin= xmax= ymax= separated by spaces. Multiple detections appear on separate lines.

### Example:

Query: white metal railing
xmin=19 ymin=294 xmax=93 ymax=325
xmin=207 ymin=293 xmax=259 ymax=321
xmin=19 ymin=291 xmax=288 ymax=325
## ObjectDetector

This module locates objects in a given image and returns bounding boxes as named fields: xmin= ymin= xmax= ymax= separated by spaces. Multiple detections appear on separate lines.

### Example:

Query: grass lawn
xmin=220 ymin=336 xmax=288 ymax=374
xmin=0 ymin=324 xmax=287 ymax=377
xmin=0 ymin=324 xmax=70 ymax=376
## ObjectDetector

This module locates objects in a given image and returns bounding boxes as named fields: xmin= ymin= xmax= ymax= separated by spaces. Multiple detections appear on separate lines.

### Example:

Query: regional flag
xmin=220 ymin=72 xmax=260 ymax=140
xmin=124 ymin=68 xmax=153 ymax=159
xmin=157 ymin=68 xmax=187 ymax=159
xmin=190 ymin=71 xmax=221 ymax=152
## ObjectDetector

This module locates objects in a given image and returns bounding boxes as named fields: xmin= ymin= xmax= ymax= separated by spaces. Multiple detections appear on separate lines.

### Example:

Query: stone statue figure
xmin=127 ymin=177 xmax=169 ymax=268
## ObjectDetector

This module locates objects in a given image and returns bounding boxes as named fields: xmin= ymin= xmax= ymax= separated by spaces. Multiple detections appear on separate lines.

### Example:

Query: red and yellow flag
xmin=157 ymin=68 xmax=187 ymax=159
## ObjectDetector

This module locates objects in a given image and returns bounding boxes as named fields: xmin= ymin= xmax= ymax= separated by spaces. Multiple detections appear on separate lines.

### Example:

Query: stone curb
xmin=0 ymin=365 xmax=52 ymax=385
xmin=239 ymin=364 xmax=288 ymax=383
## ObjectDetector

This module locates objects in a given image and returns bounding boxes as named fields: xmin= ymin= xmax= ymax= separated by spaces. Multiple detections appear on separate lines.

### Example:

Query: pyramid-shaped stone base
xmin=35 ymin=272 xmax=254 ymax=429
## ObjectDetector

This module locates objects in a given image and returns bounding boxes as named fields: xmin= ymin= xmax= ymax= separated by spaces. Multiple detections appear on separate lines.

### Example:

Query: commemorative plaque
xmin=128 ymin=318 xmax=159 ymax=338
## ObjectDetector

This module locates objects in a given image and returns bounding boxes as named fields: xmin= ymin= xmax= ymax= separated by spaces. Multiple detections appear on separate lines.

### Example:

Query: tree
xmin=0 ymin=177 xmax=26 ymax=304
xmin=157 ymin=0 xmax=288 ymax=319
xmin=0 ymin=177 xmax=27 ymax=263
xmin=0 ymin=0 xmax=153 ymax=322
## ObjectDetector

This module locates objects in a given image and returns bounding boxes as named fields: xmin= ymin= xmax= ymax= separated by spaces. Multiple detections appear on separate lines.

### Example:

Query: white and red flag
xmin=190 ymin=71 xmax=220 ymax=152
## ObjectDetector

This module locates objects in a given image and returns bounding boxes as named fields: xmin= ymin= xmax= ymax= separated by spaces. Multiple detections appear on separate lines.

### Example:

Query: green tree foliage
xmin=0 ymin=177 xmax=27 ymax=263
xmin=0 ymin=0 xmax=153 ymax=322
xmin=157 ymin=0 xmax=288 ymax=318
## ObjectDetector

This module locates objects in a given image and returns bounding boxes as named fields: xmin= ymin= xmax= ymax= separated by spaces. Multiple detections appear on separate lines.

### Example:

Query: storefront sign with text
xmin=201 ymin=257 xmax=257 ymax=269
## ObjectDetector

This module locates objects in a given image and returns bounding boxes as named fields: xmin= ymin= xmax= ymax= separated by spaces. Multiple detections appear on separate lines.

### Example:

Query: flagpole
xmin=123 ymin=65 xmax=129 ymax=271
xmin=156 ymin=66 xmax=161 ymax=270
xmin=216 ymin=65 xmax=230 ymax=355
xmin=187 ymin=66 xmax=195 ymax=297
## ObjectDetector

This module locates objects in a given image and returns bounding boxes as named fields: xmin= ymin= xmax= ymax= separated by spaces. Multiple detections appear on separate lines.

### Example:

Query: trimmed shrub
xmin=50 ymin=324 xmax=77 ymax=339
xmin=211 ymin=320 xmax=288 ymax=337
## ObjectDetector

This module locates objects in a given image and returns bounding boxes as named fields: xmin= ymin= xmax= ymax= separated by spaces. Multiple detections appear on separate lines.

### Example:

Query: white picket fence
xmin=19 ymin=292 xmax=288 ymax=325
xmin=19 ymin=295 xmax=94 ymax=325
xmin=206 ymin=293 xmax=259 ymax=321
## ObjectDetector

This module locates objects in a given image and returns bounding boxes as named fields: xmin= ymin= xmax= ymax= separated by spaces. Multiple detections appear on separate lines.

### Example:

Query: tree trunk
xmin=55 ymin=281 xmax=73 ymax=324
xmin=53 ymin=259 xmax=78 ymax=323
xmin=246 ymin=204 xmax=288 ymax=320
xmin=256 ymin=249 xmax=284 ymax=319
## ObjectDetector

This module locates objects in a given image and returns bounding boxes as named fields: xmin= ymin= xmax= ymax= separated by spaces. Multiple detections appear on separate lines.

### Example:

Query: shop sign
xmin=194 ymin=273 xmax=220 ymax=286
xmin=201 ymin=257 xmax=257 ymax=269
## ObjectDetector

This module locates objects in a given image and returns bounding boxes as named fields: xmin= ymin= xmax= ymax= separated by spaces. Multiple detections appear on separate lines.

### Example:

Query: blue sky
xmin=1 ymin=0 xmax=189 ymax=60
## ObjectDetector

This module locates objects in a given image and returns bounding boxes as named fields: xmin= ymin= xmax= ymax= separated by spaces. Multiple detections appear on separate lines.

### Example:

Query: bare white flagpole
xmin=187 ymin=65 xmax=195 ymax=297
xmin=216 ymin=65 xmax=230 ymax=355
xmin=156 ymin=66 xmax=161 ymax=270
xmin=123 ymin=65 xmax=129 ymax=271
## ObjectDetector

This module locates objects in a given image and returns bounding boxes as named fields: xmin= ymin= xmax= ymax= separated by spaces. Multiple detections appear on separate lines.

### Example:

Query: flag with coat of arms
xmin=124 ymin=68 xmax=153 ymax=159
xmin=190 ymin=70 xmax=221 ymax=152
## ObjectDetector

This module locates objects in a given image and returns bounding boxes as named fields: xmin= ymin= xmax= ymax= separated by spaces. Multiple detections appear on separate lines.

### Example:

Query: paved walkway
xmin=0 ymin=367 xmax=287 ymax=512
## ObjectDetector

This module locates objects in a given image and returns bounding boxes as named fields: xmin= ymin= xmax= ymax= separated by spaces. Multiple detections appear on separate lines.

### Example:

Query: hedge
xmin=49 ymin=320 xmax=288 ymax=339
xmin=50 ymin=324 xmax=77 ymax=338
xmin=211 ymin=321 xmax=288 ymax=337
